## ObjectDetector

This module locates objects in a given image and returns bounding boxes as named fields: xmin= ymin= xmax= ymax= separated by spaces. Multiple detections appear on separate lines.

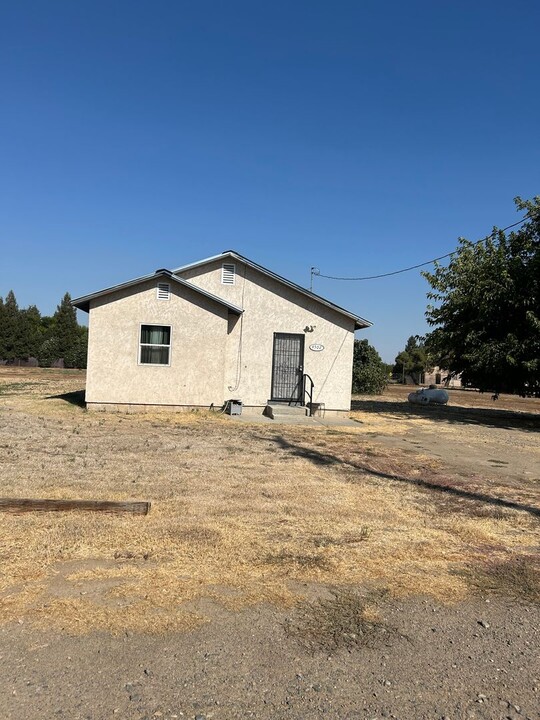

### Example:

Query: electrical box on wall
xmin=226 ymin=399 xmax=243 ymax=415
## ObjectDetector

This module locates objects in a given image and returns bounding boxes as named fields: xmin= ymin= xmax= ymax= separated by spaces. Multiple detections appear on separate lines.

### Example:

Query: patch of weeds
xmin=0 ymin=382 xmax=37 ymax=395
xmin=470 ymin=505 xmax=511 ymax=520
xmin=313 ymin=536 xmax=337 ymax=548
xmin=114 ymin=550 xmax=152 ymax=561
xmin=172 ymin=527 xmax=222 ymax=545
xmin=285 ymin=588 xmax=392 ymax=653
xmin=265 ymin=550 xmax=332 ymax=571
xmin=464 ymin=556 xmax=540 ymax=603
xmin=314 ymin=526 xmax=372 ymax=547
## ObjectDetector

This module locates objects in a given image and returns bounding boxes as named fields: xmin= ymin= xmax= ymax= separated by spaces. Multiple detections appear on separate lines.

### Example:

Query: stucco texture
xmin=179 ymin=260 xmax=356 ymax=412
xmin=85 ymin=279 xmax=228 ymax=406
xmin=85 ymin=261 xmax=358 ymax=412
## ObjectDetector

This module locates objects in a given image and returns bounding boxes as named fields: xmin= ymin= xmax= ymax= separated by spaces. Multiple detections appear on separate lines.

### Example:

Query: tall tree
xmin=423 ymin=197 xmax=540 ymax=395
xmin=0 ymin=290 xmax=87 ymax=367
xmin=0 ymin=296 xmax=5 ymax=358
xmin=393 ymin=335 xmax=431 ymax=384
xmin=19 ymin=305 xmax=43 ymax=358
xmin=0 ymin=290 xmax=24 ymax=360
xmin=53 ymin=292 xmax=79 ymax=363
xmin=63 ymin=325 xmax=88 ymax=369
xmin=352 ymin=339 xmax=388 ymax=394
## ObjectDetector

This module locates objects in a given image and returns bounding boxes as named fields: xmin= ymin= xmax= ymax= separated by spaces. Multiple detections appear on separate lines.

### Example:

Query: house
xmin=72 ymin=251 xmax=371 ymax=416
xmin=420 ymin=367 xmax=462 ymax=388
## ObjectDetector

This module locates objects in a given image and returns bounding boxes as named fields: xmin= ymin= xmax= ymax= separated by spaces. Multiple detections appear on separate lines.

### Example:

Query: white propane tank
xmin=408 ymin=388 xmax=449 ymax=405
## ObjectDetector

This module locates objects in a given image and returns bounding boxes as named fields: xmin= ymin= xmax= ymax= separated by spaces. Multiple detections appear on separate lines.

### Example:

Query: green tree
xmin=54 ymin=292 xmax=79 ymax=361
xmin=38 ymin=335 xmax=62 ymax=368
xmin=0 ymin=296 xmax=5 ymax=358
xmin=393 ymin=335 xmax=431 ymax=384
xmin=0 ymin=290 xmax=87 ymax=367
xmin=64 ymin=325 xmax=88 ymax=369
xmin=423 ymin=197 xmax=540 ymax=396
xmin=37 ymin=294 xmax=87 ymax=368
xmin=352 ymin=339 xmax=388 ymax=394
xmin=0 ymin=290 xmax=24 ymax=360
xmin=19 ymin=305 xmax=44 ymax=358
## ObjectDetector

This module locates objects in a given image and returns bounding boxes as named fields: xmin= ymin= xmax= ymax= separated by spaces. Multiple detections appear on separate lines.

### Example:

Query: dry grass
xmin=350 ymin=383 xmax=540 ymax=438
xmin=0 ymin=368 xmax=539 ymax=635
xmin=354 ymin=383 xmax=540 ymax=415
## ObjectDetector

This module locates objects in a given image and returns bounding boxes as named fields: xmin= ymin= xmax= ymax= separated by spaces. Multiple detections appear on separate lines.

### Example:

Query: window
xmin=221 ymin=263 xmax=236 ymax=285
xmin=139 ymin=325 xmax=171 ymax=365
xmin=157 ymin=283 xmax=170 ymax=300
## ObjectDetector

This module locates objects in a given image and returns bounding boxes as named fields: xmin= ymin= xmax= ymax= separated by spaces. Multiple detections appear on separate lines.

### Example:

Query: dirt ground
xmin=0 ymin=368 xmax=538 ymax=720
xmin=350 ymin=385 xmax=539 ymax=486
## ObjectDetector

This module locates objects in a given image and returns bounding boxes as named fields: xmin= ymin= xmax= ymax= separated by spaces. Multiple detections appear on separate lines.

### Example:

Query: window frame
xmin=138 ymin=323 xmax=172 ymax=367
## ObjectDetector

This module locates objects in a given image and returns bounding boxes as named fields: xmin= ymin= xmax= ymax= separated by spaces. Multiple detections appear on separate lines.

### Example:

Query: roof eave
xmin=72 ymin=270 xmax=243 ymax=316
xmin=174 ymin=250 xmax=372 ymax=329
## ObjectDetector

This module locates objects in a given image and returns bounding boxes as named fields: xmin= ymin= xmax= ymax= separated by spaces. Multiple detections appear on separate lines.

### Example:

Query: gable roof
xmin=173 ymin=250 xmax=372 ymax=329
xmin=72 ymin=269 xmax=244 ymax=315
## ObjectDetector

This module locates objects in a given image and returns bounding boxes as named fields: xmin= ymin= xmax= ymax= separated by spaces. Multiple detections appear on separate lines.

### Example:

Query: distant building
xmin=421 ymin=367 xmax=462 ymax=388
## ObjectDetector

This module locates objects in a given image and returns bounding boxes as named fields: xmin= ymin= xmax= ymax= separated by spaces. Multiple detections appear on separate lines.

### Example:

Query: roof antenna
xmin=310 ymin=267 xmax=320 ymax=292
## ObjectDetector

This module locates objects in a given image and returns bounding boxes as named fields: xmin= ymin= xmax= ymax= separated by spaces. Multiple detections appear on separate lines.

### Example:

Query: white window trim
xmin=156 ymin=282 xmax=171 ymax=300
xmin=221 ymin=263 xmax=236 ymax=285
xmin=138 ymin=323 xmax=172 ymax=367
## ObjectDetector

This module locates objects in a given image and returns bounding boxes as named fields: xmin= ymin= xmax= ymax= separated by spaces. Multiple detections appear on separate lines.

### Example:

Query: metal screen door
xmin=271 ymin=333 xmax=304 ymax=402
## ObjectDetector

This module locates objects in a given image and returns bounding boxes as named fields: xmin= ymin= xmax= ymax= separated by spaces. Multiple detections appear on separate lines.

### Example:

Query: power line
xmin=312 ymin=216 xmax=529 ymax=282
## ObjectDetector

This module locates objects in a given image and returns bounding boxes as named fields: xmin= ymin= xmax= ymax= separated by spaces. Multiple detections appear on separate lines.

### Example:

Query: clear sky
xmin=1 ymin=1 xmax=538 ymax=362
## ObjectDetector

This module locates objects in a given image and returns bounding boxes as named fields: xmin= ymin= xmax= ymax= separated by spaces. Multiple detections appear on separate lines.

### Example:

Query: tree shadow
xmin=46 ymin=390 xmax=86 ymax=408
xmin=262 ymin=434 xmax=540 ymax=520
xmin=351 ymin=398 xmax=540 ymax=433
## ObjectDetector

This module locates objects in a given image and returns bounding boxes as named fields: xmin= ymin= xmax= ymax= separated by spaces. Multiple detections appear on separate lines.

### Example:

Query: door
xmin=271 ymin=333 xmax=304 ymax=402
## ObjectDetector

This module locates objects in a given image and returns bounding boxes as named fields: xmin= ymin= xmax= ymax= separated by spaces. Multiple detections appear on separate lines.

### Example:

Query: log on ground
xmin=0 ymin=498 xmax=151 ymax=515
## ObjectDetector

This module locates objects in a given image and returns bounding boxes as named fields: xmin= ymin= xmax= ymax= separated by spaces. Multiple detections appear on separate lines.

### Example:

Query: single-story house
xmin=72 ymin=251 xmax=371 ymax=416
xmin=420 ymin=368 xmax=462 ymax=388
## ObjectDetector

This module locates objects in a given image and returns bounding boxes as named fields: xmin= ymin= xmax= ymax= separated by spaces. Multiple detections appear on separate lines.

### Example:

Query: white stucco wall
xmin=84 ymin=260 xmax=361 ymax=413
xmin=178 ymin=259 xmax=356 ymax=412
xmin=85 ymin=279 xmax=229 ymax=406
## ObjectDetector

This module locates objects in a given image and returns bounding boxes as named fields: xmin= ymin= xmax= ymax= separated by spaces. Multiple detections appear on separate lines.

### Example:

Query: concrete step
xmin=264 ymin=403 xmax=308 ymax=419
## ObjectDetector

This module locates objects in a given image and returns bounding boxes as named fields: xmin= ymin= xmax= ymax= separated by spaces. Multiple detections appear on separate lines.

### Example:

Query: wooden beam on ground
xmin=0 ymin=498 xmax=151 ymax=515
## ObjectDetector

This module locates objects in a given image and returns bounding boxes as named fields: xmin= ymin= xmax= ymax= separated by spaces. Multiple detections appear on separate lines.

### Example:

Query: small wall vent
xmin=221 ymin=263 xmax=236 ymax=285
xmin=157 ymin=282 xmax=170 ymax=300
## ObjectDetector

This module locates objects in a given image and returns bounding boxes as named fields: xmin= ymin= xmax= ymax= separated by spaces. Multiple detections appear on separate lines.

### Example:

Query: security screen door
xmin=271 ymin=333 xmax=304 ymax=402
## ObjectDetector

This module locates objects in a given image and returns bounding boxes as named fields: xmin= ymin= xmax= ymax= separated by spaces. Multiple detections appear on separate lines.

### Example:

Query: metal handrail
xmin=302 ymin=373 xmax=315 ymax=416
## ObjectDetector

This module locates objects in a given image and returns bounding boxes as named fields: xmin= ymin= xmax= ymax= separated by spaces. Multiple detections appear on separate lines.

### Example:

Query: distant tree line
xmin=0 ymin=290 xmax=87 ymax=368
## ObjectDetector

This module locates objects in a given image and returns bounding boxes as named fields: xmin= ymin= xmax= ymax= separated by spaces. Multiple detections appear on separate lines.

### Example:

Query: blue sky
xmin=1 ymin=1 xmax=538 ymax=362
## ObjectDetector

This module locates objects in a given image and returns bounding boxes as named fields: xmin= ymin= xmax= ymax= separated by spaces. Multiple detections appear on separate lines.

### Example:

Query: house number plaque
xmin=309 ymin=343 xmax=324 ymax=352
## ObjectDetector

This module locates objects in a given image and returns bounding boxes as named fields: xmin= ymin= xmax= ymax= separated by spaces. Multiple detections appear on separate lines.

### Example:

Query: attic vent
xmin=157 ymin=283 xmax=170 ymax=300
xmin=221 ymin=263 xmax=236 ymax=285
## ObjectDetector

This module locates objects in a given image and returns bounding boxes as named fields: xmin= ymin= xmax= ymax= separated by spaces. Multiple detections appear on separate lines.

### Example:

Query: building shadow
xmin=260 ymin=434 xmax=540 ymax=520
xmin=46 ymin=390 xmax=86 ymax=408
xmin=350 ymin=398 xmax=540 ymax=433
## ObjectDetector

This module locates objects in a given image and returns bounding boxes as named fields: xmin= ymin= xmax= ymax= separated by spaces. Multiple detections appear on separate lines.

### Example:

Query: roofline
xmin=72 ymin=269 xmax=244 ymax=315
xmin=173 ymin=251 xmax=372 ymax=329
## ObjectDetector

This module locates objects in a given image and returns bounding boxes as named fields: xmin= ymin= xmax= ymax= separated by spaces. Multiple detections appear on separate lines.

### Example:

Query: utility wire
xmin=313 ymin=216 xmax=529 ymax=281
